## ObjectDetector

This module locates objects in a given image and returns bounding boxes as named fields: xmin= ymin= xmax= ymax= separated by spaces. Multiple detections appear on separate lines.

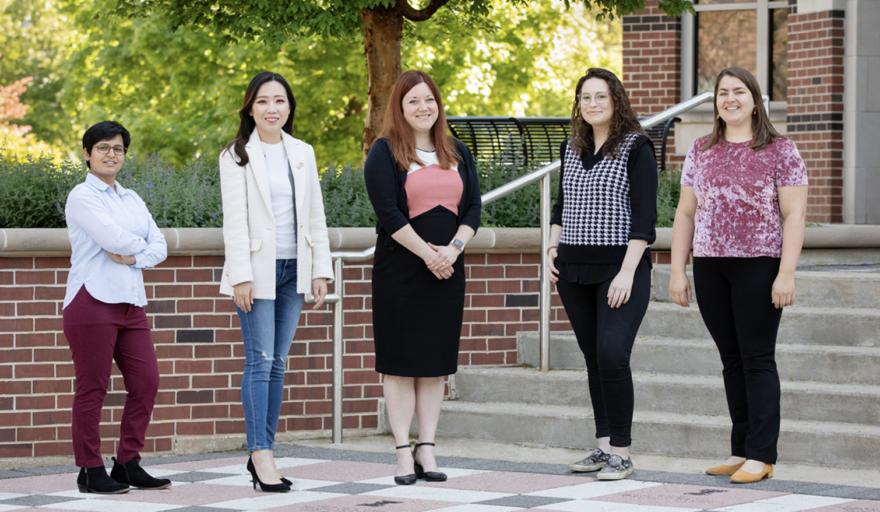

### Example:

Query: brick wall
xmin=785 ymin=8 xmax=845 ymax=223
xmin=1 ymin=246 xmax=614 ymax=460
xmin=622 ymin=0 xmax=682 ymax=168
xmin=622 ymin=0 xmax=681 ymax=115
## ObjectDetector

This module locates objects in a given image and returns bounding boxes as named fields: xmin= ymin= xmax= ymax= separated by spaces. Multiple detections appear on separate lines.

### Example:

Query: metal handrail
xmin=328 ymin=91 xmax=717 ymax=444
xmin=641 ymin=91 xmax=713 ymax=129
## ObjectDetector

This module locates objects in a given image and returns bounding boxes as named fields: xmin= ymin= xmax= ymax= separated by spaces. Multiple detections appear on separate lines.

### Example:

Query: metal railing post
xmin=539 ymin=173 xmax=551 ymax=372
xmin=331 ymin=256 xmax=344 ymax=444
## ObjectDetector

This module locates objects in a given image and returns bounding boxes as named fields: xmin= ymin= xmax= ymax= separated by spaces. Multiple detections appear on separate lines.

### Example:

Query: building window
xmin=685 ymin=0 xmax=790 ymax=100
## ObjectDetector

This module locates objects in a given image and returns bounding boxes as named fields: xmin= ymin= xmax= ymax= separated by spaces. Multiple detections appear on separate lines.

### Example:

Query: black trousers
xmin=693 ymin=257 xmax=783 ymax=464
xmin=556 ymin=258 xmax=651 ymax=448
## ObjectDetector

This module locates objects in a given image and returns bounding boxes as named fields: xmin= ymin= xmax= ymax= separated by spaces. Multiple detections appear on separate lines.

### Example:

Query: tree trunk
xmin=361 ymin=6 xmax=403 ymax=159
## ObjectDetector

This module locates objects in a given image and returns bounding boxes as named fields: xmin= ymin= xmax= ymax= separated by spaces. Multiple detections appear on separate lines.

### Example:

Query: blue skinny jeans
xmin=234 ymin=259 xmax=305 ymax=451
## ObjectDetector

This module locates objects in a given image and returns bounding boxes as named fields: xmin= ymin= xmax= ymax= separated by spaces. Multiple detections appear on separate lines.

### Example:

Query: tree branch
xmin=397 ymin=0 xmax=451 ymax=22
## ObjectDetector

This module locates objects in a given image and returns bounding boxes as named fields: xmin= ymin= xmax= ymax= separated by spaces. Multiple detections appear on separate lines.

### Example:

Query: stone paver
xmin=0 ymin=444 xmax=877 ymax=511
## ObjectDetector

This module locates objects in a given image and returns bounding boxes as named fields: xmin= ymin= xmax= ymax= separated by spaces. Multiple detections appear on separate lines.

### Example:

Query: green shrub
xmin=321 ymin=164 xmax=375 ymax=228
xmin=657 ymin=169 xmax=681 ymax=228
xmin=0 ymin=155 xmax=224 ymax=228
xmin=0 ymin=156 xmax=681 ymax=229
xmin=0 ymin=157 xmax=81 ymax=228
xmin=124 ymin=155 xmax=223 ymax=228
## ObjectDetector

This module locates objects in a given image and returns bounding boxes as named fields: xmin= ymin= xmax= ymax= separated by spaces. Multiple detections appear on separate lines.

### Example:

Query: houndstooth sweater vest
xmin=560 ymin=132 xmax=640 ymax=246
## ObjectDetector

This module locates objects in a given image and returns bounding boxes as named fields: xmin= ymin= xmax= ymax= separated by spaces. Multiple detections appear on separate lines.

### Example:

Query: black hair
xmin=82 ymin=121 xmax=130 ymax=169
xmin=226 ymin=71 xmax=296 ymax=166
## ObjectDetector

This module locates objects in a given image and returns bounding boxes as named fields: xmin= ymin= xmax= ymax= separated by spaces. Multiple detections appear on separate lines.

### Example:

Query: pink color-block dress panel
xmin=682 ymin=136 xmax=808 ymax=258
xmin=405 ymin=162 xmax=463 ymax=219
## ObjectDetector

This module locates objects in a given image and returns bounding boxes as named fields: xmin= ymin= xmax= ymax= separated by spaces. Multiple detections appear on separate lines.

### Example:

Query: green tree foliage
xmin=0 ymin=78 xmax=52 ymax=160
xmin=0 ymin=0 xmax=72 ymax=158
xmin=409 ymin=0 xmax=621 ymax=117
xmin=113 ymin=0 xmax=690 ymax=157
xmin=2 ymin=0 xmax=688 ymax=167
xmin=56 ymin=0 xmax=367 ymax=166
xmin=1 ymin=0 xmax=629 ymax=167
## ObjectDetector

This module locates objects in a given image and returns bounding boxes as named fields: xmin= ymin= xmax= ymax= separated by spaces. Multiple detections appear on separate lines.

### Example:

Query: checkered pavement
xmin=1 ymin=446 xmax=878 ymax=511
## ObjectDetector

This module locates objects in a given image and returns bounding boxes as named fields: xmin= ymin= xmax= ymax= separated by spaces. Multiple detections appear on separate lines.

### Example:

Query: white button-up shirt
xmin=63 ymin=173 xmax=167 ymax=308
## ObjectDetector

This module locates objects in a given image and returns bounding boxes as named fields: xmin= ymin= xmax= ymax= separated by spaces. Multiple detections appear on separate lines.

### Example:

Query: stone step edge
xmin=455 ymin=366 xmax=880 ymax=396
xmin=519 ymin=334 xmax=880 ymax=355
xmin=440 ymin=400 xmax=880 ymax=437
xmin=653 ymin=266 xmax=880 ymax=282
xmin=646 ymin=301 xmax=880 ymax=317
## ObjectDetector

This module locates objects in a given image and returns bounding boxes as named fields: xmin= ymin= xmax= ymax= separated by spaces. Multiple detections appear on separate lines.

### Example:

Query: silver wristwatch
xmin=451 ymin=238 xmax=465 ymax=252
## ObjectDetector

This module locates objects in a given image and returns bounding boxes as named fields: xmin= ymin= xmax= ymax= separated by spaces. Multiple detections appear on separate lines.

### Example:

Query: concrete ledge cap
xmin=2 ymin=225 xmax=879 ymax=256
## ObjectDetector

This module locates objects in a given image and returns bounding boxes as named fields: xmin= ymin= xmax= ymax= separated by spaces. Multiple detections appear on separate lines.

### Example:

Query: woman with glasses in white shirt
xmin=63 ymin=121 xmax=170 ymax=494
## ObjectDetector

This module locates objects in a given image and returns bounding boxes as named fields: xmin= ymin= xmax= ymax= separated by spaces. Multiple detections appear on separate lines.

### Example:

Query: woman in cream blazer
xmin=218 ymin=71 xmax=333 ymax=493
xmin=219 ymin=130 xmax=333 ymax=299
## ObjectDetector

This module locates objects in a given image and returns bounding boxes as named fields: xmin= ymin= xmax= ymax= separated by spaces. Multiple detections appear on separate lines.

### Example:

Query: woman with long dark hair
xmin=219 ymin=71 xmax=333 ymax=492
xmin=547 ymin=68 xmax=657 ymax=480
xmin=364 ymin=70 xmax=481 ymax=485
xmin=669 ymin=67 xmax=807 ymax=484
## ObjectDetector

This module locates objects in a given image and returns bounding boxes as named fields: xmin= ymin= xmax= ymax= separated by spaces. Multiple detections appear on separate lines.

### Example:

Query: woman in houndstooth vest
xmin=547 ymin=68 xmax=658 ymax=480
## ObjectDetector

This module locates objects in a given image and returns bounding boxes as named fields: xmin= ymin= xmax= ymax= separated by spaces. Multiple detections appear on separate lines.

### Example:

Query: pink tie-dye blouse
xmin=681 ymin=136 xmax=807 ymax=258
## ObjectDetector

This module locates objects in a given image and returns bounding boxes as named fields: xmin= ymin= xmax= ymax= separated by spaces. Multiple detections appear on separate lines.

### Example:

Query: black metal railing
xmin=447 ymin=115 xmax=681 ymax=171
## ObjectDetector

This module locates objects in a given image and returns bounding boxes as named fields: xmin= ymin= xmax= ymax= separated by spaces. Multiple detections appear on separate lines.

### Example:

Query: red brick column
xmin=786 ymin=8 xmax=845 ymax=223
xmin=622 ymin=0 xmax=682 ymax=167
xmin=622 ymin=0 xmax=681 ymax=115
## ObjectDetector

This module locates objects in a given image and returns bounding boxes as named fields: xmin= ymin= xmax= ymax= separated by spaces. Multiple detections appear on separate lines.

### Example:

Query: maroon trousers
xmin=62 ymin=287 xmax=159 ymax=468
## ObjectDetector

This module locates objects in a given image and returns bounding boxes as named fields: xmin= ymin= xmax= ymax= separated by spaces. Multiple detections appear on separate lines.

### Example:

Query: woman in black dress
xmin=364 ymin=70 xmax=481 ymax=485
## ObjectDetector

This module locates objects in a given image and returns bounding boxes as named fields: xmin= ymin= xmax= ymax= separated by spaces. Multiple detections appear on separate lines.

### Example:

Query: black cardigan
xmin=364 ymin=137 xmax=482 ymax=238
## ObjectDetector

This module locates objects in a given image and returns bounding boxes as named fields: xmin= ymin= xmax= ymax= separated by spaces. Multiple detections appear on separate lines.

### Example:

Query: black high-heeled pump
xmin=246 ymin=456 xmax=290 ymax=493
xmin=246 ymin=457 xmax=293 ymax=486
xmin=413 ymin=442 xmax=447 ymax=482
xmin=393 ymin=444 xmax=417 ymax=485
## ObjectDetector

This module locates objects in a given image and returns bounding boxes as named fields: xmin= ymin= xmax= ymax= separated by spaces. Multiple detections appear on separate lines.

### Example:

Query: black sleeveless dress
xmin=372 ymin=199 xmax=465 ymax=376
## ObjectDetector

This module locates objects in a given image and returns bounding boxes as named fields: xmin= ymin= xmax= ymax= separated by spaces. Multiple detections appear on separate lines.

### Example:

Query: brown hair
xmin=569 ymin=68 xmax=643 ymax=158
xmin=704 ymin=66 xmax=779 ymax=151
xmin=380 ymin=70 xmax=458 ymax=171
xmin=226 ymin=71 xmax=296 ymax=167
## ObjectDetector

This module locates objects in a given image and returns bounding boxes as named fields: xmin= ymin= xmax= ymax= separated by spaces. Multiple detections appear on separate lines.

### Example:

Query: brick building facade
xmin=623 ymin=0 xmax=880 ymax=224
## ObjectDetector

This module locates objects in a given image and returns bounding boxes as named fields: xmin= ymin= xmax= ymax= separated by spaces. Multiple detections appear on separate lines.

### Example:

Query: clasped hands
xmin=108 ymin=252 xmax=136 ymax=265
xmin=423 ymin=242 xmax=459 ymax=280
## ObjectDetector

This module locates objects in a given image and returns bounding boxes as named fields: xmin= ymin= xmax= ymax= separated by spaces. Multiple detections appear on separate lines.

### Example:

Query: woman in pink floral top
xmin=668 ymin=67 xmax=808 ymax=484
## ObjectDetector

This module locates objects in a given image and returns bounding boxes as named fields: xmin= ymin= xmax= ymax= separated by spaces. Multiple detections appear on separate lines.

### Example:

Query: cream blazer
xmin=218 ymin=130 xmax=333 ymax=299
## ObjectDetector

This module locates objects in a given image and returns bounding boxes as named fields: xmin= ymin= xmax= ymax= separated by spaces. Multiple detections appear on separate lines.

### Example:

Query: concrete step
xmin=614 ymin=302 xmax=880 ymax=347
xmin=797 ymin=249 xmax=880 ymax=267
xmin=652 ymin=265 xmax=880 ymax=309
xmin=431 ymin=400 xmax=880 ymax=469
xmin=453 ymin=367 xmax=880 ymax=425
xmin=518 ymin=334 xmax=880 ymax=385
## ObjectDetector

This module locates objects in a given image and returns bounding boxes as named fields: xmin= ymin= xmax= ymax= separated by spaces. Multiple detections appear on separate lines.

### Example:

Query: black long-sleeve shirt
xmin=550 ymin=135 xmax=658 ymax=282
xmin=364 ymin=137 xmax=481 ymax=238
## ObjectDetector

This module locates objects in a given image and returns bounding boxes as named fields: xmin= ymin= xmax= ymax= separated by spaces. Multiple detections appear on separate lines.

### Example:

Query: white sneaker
xmin=568 ymin=448 xmax=610 ymax=472
xmin=596 ymin=454 xmax=634 ymax=480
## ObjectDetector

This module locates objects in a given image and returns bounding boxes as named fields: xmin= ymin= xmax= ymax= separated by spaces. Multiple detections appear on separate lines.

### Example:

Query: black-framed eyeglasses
xmin=93 ymin=143 xmax=126 ymax=156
